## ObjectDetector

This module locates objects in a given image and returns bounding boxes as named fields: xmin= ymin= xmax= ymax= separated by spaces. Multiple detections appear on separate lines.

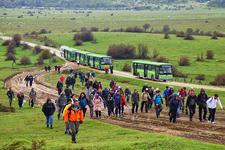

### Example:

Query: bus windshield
xmin=101 ymin=57 xmax=112 ymax=65
xmin=159 ymin=66 xmax=172 ymax=74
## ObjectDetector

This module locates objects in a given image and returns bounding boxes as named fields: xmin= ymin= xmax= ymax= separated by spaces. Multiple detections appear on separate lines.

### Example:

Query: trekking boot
xmin=50 ymin=125 xmax=53 ymax=129
xmin=46 ymin=124 xmax=49 ymax=128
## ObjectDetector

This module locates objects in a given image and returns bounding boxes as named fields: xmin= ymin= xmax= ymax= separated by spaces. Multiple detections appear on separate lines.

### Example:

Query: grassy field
xmin=42 ymin=32 xmax=225 ymax=84
xmin=1 ymin=8 xmax=225 ymax=35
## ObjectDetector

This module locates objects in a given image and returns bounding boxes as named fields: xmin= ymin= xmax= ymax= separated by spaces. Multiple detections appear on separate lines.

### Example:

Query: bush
xmin=206 ymin=50 xmax=214 ymax=59
xmin=75 ymin=40 xmax=83 ymax=46
xmin=5 ymin=53 xmax=16 ymax=61
xmin=122 ymin=64 xmax=131 ymax=72
xmin=176 ymin=31 xmax=185 ymax=37
xmin=21 ymin=43 xmax=30 ymax=50
xmin=40 ymin=50 xmax=51 ymax=59
xmin=172 ymin=66 xmax=187 ymax=78
xmin=210 ymin=74 xmax=225 ymax=86
xmin=137 ymin=44 xmax=148 ymax=58
xmin=164 ymin=33 xmax=170 ymax=39
xmin=20 ymin=56 xmax=31 ymax=65
xmin=2 ymin=40 xmax=11 ymax=46
xmin=154 ymin=56 xmax=168 ymax=63
xmin=37 ymin=56 xmax=44 ymax=65
xmin=33 ymin=46 xmax=42 ymax=54
xmin=90 ymin=27 xmax=99 ymax=32
xmin=6 ymin=41 xmax=16 ymax=54
xmin=39 ymin=29 xmax=48 ymax=34
xmin=80 ymin=27 xmax=87 ymax=32
xmin=74 ymin=31 xmax=94 ymax=42
xmin=195 ymin=74 xmax=205 ymax=81
xmin=13 ymin=34 xmax=22 ymax=46
xmin=211 ymin=32 xmax=218 ymax=40
xmin=152 ymin=49 xmax=159 ymax=59
xmin=179 ymin=56 xmax=190 ymax=66
xmin=107 ymin=44 xmax=136 ymax=59
xmin=125 ymin=26 xmax=144 ymax=33
xmin=184 ymin=34 xmax=194 ymax=40
xmin=102 ymin=28 xmax=110 ymax=32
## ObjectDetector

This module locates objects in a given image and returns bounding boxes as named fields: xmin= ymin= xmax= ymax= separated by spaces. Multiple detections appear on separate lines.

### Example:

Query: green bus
xmin=87 ymin=53 xmax=112 ymax=70
xmin=132 ymin=60 xmax=173 ymax=81
xmin=60 ymin=46 xmax=78 ymax=61
xmin=73 ymin=50 xmax=90 ymax=65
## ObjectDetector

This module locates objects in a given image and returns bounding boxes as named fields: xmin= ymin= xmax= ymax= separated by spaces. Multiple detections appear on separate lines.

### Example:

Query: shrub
xmin=164 ymin=33 xmax=170 ymax=39
xmin=107 ymin=44 xmax=136 ymax=59
xmin=154 ymin=56 xmax=168 ymax=63
xmin=125 ymin=26 xmax=144 ymax=33
xmin=39 ymin=29 xmax=48 ymax=34
xmin=20 ymin=56 xmax=31 ymax=65
xmin=5 ymin=53 xmax=16 ymax=61
xmin=122 ymin=64 xmax=132 ymax=72
xmin=90 ymin=27 xmax=99 ymax=32
xmin=75 ymin=40 xmax=83 ymax=46
xmin=176 ymin=31 xmax=185 ymax=37
xmin=152 ymin=49 xmax=159 ymax=59
xmin=40 ymin=50 xmax=51 ymax=59
xmin=33 ymin=46 xmax=42 ymax=54
xmin=206 ymin=50 xmax=214 ymax=59
xmin=179 ymin=56 xmax=190 ymax=66
xmin=210 ymin=74 xmax=225 ymax=86
xmin=137 ymin=44 xmax=148 ymax=58
xmin=80 ymin=27 xmax=87 ymax=32
xmin=195 ymin=74 xmax=205 ymax=81
xmin=172 ymin=66 xmax=187 ymax=78
xmin=37 ymin=56 xmax=44 ymax=65
xmin=184 ymin=34 xmax=194 ymax=40
xmin=6 ymin=41 xmax=16 ymax=54
xmin=21 ymin=43 xmax=30 ymax=50
xmin=13 ymin=34 xmax=22 ymax=46
xmin=74 ymin=31 xmax=94 ymax=42
xmin=2 ymin=40 xmax=11 ymax=46
xmin=211 ymin=32 xmax=218 ymax=40
xmin=143 ymin=24 xmax=150 ymax=32
xmin=102 ymin=28 xmax=110 ymax=32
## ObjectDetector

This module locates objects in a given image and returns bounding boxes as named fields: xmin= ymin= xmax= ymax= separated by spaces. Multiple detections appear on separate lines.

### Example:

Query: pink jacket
xmin=93 ymin=96 xmax=104 ymax=111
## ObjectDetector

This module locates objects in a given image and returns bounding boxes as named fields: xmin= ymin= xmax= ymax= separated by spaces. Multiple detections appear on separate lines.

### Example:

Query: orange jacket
xmin=64 ymin=108 xmax=83 ymax=122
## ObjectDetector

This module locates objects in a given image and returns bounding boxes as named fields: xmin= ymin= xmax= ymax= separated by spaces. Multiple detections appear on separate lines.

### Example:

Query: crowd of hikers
xmin=6 ymin=68 xmax=224 ymax=144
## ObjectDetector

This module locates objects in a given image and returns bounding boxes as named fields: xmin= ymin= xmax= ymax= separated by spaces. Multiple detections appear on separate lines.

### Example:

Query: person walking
xmin=57 ymin=93 xmax=67 ymax=120
xmin=42 ymin=98 xmax=56 ymax=129
xmin=169 ymin=93 xmax=180 ymax=123
xmin=63 ymin=99 xmax=72 ymax=134
xmin=56 ymin=80 xmax=63 ymax=95
xmin=29 ymin=88 xmax=37 ymax=108
xmin=121 ymin=90 xmax=127 ymax=116
xmin=93 ymin=94 xmax=104 ymax=119
xmin=113 ymin=90 xmax=121 ymax=117
xmin=141 ymin=88 xmax=150 ymax=113
xmin=186 ymin=90 xmax=197 ymax=121
xmin=163 ymin=86 xmax=169 ymax=107
xmin=207 ymin=94 xmax=223 ymax=124
xmin=17 ymin=91 xmax=24 ymax=109
xmin=153 ymin=89 xmax=163 ymax=118
xmin=110 ymin=65 xmax=113 ymax=74
xmin=64 ymin=86 xmax=72 ymax=101
xmin=47 ymin=65 xmax=51 ymax=72
xmin=107 ymin=89 xmax=115 ymax=116
xmin=63 ymin=100 xmax=83 ymax=143
xmin=125 ymin=87 xmax=131 ymax=103
xmin=78 ymin=92 xmax=88 ymax=117
xmin=179 ymin=87 xmax=187 ymax=113
xmin=65 ymin=76 xmax=71 ymax=87
xmin=197 ymin=89 xmax=208 ymax=122
xmin=131 ymin=89 xmax=139 ymax=114
xmin=70 ymin=76 xmax=76 ymax=90
xmin=102 ymin=88 xmax=109 ymax=108
xmin=24 ymin=75 xmax=30 ymax=87
xmin=6 ymin=87 xmax=14 ymax=107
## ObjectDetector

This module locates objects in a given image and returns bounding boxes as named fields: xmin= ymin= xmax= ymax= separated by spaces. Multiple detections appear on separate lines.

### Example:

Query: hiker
xmin=64 ymin=100 xmax=83 ymax=143
xmin=141 ymin=88 xmax=150 ymax=113
xmin=70 ymin=76 xmax=76 ymax=90
xmin=44 ymin=66 xmax=48 ymax=72
xmin=97 ymin=82 xmax=102 ymax=93
xmin=121 ymin=90 xmax=127 ymax=116
xmin=77 ymin=60 xmax=80 ymax=66
xmin=107 ymin=89 xmax=115 ymax=116
xmin=104 ymin=66 xmax=109 ymax=74
xmin=63 ymin=99 xmax=72 ymax=134
xmin=6 ymin=87 xmax=14 ymax=107
xmin=179 ymin=87 xmax=187 ymax=113
xmin=92 ymin=80 xmax=99 ymax=90
xmin=93 ymin=94 xmax=104 ymax=119
xmin=24 ymin=75 xmax=30 ymax=87
xmin=142 ymin=83 xmax=148 ymax=93
xmin=88 ymin=91 xmax=95 ymax=118
xmin=153 ymin=89 xmax=163 ymax=118
xmin=56 ymin=80 xmax=63 ymax=95
xmin=29 ymin=88 xmax=37 ymax=108
xmin=47 ymin=65 xmax=51 ymax=72
xmin=186 ymin=90 xmax=197 ymax=121
xmin=125 ymin=87 xmax=131 ymax=103
xmin=79 ymin=72 xmax=85 ymax=86
xmin=17 ymin=91 xmax=24 ymax=109
xmin=167 ymin=87 xmax=174 ymax=108
xmin=57 ymin=93 xmax=67 ymax=120
xmin=85 ymin=80 xmax=92 ymax=98
xmin=131 ymin=89 xmax=139 ymax=114
xmin=64 ymin=86 xmax=72 ymax=101
xmin=65 ymin=76 xmax=71 ymax=87
xmin=91 ymin=72 xmax=95 ymax=80
xmin=29 ymin=75 xmax=34 ymax=87
xmin=42 ymin=98 xmax=56 ymax=129
xmin=54 ymin=65 xmax=58 ymax=72
xmin=207 ymin=94 xmax=223 ymax=124
xmin=113 ymin=90 xmax=121 ymax=117
xmin=163 ymin=86 xmax=169 ymax=107
xmin=78 ymin=92 xmax=88 ymax=117
xmin=110 ymin=65 xmax=113 ymax=74
xmin=148 ymin=87 xmax=154 ymax=109
xmin=197 ymin=89 xmax=208 ymax=122
xmin=102 ymin=88 xmax=109 ymax=108
xmin=57 ymin=65 xmax=61 ymax=73
xmin=169 ymin=93 xmax=180 ymax=123
xmin=59 ymin=75 xmax=65 ymax=83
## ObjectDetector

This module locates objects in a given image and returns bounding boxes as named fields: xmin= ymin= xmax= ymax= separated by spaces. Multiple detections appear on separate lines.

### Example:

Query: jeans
xmin=46 ymin=115 xmax=54 ymax=126
xmin=188 ymin=106 xmax=196 ymax=121
xmin=115 ymin=104 xmax=121 ymax=117
xmin=208 ymin=108 xmax=216 ymax=122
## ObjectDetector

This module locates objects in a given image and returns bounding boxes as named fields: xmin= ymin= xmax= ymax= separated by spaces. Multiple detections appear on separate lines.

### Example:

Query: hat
xmin=145 ymin=88 xmax=149 ymax=91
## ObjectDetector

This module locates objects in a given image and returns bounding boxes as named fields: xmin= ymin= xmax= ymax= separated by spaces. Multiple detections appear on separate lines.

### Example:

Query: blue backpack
xmin=154 ymin=95 xmax=162 ymax=105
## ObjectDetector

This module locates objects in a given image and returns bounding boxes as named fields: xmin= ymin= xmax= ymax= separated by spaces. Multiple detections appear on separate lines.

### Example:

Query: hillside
xmin=0 ymin=0 xmax=224 ymax=9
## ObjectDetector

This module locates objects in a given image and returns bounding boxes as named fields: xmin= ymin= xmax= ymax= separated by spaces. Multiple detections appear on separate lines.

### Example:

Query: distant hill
xmin=0 ymin=0 xmax=224 ymax=9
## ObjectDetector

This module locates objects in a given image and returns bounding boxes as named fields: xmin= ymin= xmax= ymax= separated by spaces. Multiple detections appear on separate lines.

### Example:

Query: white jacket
xmin=207 ymin=97 xmax=223 ymax=109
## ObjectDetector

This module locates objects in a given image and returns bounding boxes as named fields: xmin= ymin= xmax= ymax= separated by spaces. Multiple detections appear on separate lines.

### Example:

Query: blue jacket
xmin=163 ymin=89 xmax=169 ymax=97
xmin=113 ymin=93 xmax=121 ymax=106
xmin=79 ymin=97 xmax=87 ymax=108
xmin=169 ymin=96 xmax=180 ymax=111
xmin=154 ymin=95 xmax=163 ymax=105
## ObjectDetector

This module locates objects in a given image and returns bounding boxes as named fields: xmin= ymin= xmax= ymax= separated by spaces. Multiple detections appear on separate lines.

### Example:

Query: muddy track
xmin=4 ymin=62 xmax=225 ymax=145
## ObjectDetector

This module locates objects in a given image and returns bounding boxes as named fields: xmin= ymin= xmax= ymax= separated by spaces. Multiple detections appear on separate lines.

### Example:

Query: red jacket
xmin=121 ymin=94 xmax=126 ymax=106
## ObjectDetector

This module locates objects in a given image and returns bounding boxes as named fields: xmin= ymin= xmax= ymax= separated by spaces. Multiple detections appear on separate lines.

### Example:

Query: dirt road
xmin=1 ymin=36 xmax=225 ymax=92
xmin=4 ymin=61 xmax=225 ymax=145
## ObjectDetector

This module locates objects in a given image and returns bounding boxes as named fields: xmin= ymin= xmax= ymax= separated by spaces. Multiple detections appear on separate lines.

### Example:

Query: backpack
xmin=154 ymin=95 xmax=162 ymax=105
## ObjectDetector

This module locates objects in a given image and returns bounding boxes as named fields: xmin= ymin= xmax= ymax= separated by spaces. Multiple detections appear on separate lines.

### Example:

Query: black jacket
xmin=42 ymin=102 xmax=56 ymax=116
xmin=57 ymin=81 xmax=63 ymax=89
xmin=186 ymin=95 xmax=197 ymax=108
xmin=197 ymin=93 xmax=208 ymax=107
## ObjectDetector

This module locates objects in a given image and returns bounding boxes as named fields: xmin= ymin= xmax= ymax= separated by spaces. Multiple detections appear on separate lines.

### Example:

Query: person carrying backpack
xmin=93 ymin=94 xmax=104 ymax=119
xmin=197 ymin=89 xmax=208 ymax=122
xmin=56 ymin=80 xmax=63 ymax=95
xmin=42 ymin=98 xmax=56 ymax=129
xmin=24 ymin=75 xmax=30 ymax=87
xmin=131 ymin=89 xmax=139 ymax=114
xmin=113 ymin=90 xmax=121 ymax=117
xmin=57 ymin=93 xmax=67 ymax=120
xmin=66 ymin=76 xmax=71 ymax=87
xmin=120 ymin=90 xmax=127 ymax=116
xmin=207 ymin=94 xmax=223 ymax=124
xmin=169 ymin=93 xmax=180 ymax=123
xmin=17 ymin=91 xmax=24 ymax=109
xmin=29 ymin=88 xmax=37 ymax=108
xmin=186 ymin=90 xmax=197 ymax=121
xmin=179 ymin=87 xmax=187 ymax=113
xmin=141 ymin=88 xmax=150 ymax=113
xmin=107 ymin=89 xmax=115 ymax=116
xmin=125 ymin=87 xmax=131 ymax=103
xmin=102 ymin=88 xmax=109 ymax=108
xmin=29 ymin=75 xmax=34 ymax=87
xmin=78 ymin=92 xmax=88 ymax=117
xmin=6 ymin=87 xmax=14 ymax=107
xmin=63 ymin=99 xmax=72 ymax=134
xmin=63 ymin=100 xmax=83 ymax=143
xmin=153 ymin=89 xmax=163 ymax=118
xmin=64 ymin=86 xmax=72 ymax=101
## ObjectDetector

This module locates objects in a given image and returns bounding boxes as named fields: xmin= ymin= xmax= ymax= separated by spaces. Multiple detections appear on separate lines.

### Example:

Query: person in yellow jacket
xmin=64 ymin=100 xmax=83 ymax=143
xmin=63 ymin=99 xmax=72 ymax=134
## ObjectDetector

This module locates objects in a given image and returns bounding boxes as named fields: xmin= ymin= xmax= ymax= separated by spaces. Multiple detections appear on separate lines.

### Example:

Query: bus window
xmin=101 ymin=57 xmax=112 ymax=65
xmin=159 ymin=66 xmax=172 ymax=74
